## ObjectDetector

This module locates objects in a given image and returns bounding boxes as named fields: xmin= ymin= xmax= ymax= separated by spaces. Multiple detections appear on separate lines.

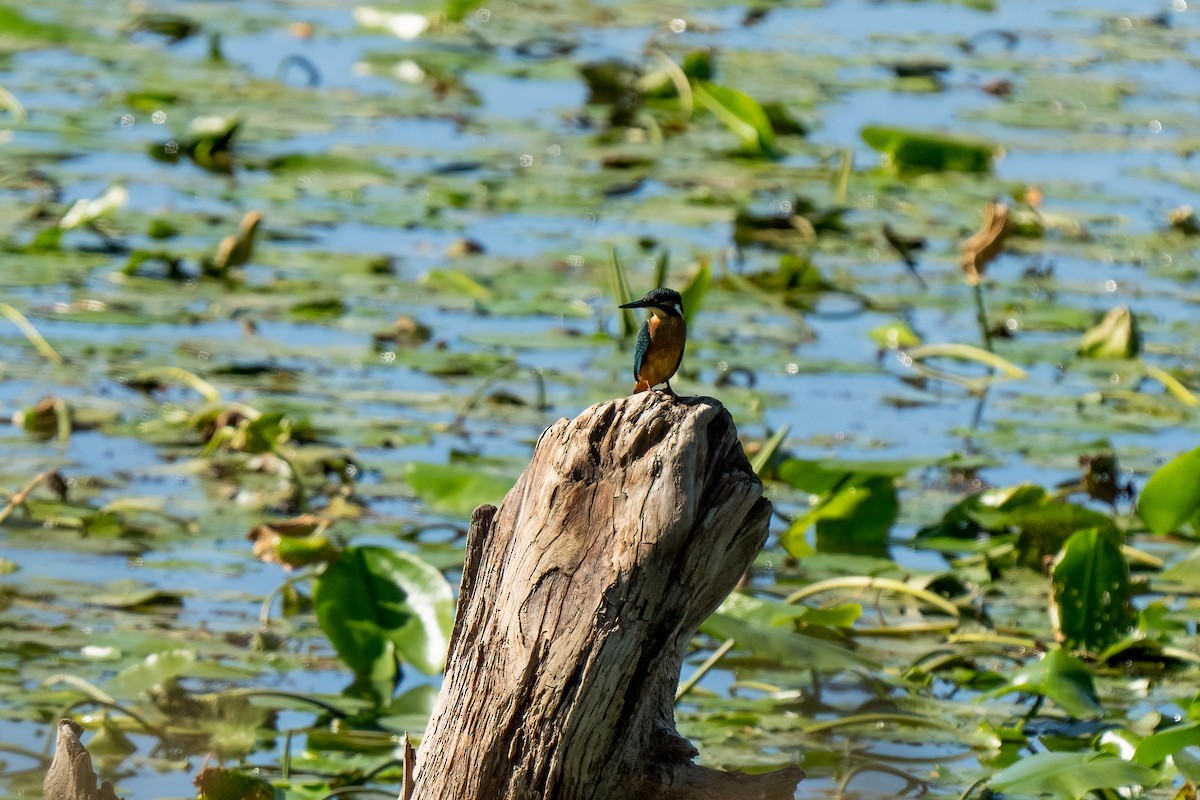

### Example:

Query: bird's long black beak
xmin=619 ymin=299 xmax=652 ymax=309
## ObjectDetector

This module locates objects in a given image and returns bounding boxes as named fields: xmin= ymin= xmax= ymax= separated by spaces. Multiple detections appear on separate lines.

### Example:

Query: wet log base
xmin=412 ymin=392 xmax=803 ymax=800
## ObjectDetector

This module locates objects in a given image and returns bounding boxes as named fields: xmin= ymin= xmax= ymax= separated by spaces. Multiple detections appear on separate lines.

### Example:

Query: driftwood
xmin=44 ymin=719 xmax=121 ymax=800
xmin=411 ymin=392 xmax=803 ymax=800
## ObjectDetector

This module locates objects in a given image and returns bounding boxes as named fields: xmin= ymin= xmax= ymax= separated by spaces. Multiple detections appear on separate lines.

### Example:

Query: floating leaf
xmin=1139 ymin=445 xmax=1200 ymax=535
xmin=421 ymin=268 xmax=492 ymax=301
xmin=861 ymin=125 xmax=999 ymax=172
xmin=91 ymin=582 xmax=185 ymax=610
xmin=783 ymin=474 xmax=897 ymax=557
xmin=402 ymin=462 xmax=514 ymax=518
xmin=194 ymin=765 xmax=275 ymax=800
xmin=993 ymin=648 xmax=1101 ymax=719
xmin=1078 ymin=305 xmax=1141 ymax=359
xmin=989 ymin=751 xmax=1159 ymax=799
xmin=248 ymin=515 xmax=338 ymax=569
xmin=869 ymin=320 xmax=922 ymax=349
xmin=312 ymin=546 xmax=454 ymax=692
xmin=1134 ymin=721 xmax=1200 ymax=767
xmin=1006 ymin=501 xmax=1116 ymax=567
xmin=701 ymin=612 xmax=878 ymax=672
xmin=692 ymin=80 xmax=779 ymax=158
xmin=107 ymin=650 xmax=197 ymax=695
xmin=1051 ymin=527 xmax=1135 ymax=653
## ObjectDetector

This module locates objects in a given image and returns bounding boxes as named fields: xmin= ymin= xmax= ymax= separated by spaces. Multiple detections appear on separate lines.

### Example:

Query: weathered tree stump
xmin=412 ymin=392 xmax=803 ymax=800
xmin=45 ymin=719 xmax=121 ymax=800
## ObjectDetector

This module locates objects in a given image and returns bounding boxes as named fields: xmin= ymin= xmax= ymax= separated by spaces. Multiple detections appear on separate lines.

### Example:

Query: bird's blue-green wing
xmin=633 ymin=319 xmax=650 ymax=379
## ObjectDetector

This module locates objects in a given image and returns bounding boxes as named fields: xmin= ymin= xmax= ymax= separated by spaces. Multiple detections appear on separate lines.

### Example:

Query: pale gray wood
xmin=412 ymin=392 xmax=803 ymax=800
xmin=45 ymin=719 xmax=121 ymax=800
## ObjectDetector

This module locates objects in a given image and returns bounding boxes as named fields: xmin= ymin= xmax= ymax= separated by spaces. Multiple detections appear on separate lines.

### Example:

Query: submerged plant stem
xmin=0 ymin=302 xmax=63 ymax=365
xmin=675 ymin=638 xmax=735 ymax=702
xmin=786 ymin=576 xmax=961 ymax=618
xmin=271 ymin=445 xmax=308 ymax=512
xmin=972 ymin=281 xmax=993 ymax=353
xmin=0 ymin=470 xmax=58 ymax=525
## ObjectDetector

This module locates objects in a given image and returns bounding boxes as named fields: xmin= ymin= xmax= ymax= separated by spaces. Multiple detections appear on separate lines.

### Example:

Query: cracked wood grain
xmin=411 ymin=392 xmax=803 ymax=800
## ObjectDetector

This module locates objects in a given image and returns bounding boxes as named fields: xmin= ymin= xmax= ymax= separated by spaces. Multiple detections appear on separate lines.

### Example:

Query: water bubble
xmin=176 ymin=475 xmax=185 ymax=483
xmin=297 ymin=175 xmax=312 ymax=189
xmin=475 ymin=7 xmax=491 ymax=21
xmin=197 ymin=350 xmax=211 ymax=362
xmin=835 ymin=431 xmax=845 ymax=440
xmin=381 ymin=351 xmax=396 ymax=363
xmin=82 ymin=626 xmax=93 ymax=635
xmin=1104 ymin=279 xmax=1117 ymax=293
xmin=867 ymin=247 xmax=880 ymax=260
xmin=567 ymin=254 xmax=584 ymax=268
xmin=786 ymin=363 xmax=799 ymax=375
xmin=1005 ymin=318 xmax=1020 ymax=332
xmin=519 ymin=153 xmax=534 ymax=167
xmin=120 ymin=114 xmax=135 ymax=128
xmin=547 ymin=143 xmax=562 ymax=157
xmin=1149 ymin=119 xmax=1162 ymax=134
xmin=345 ymin=464 xmax=358 ymax=478
xmin=131 ymin=557 xmax=144 ymax=567
xmin=777 ymin=199 xmax=793 ymax=214
xmin=668 ymin=18 xmax=687 ymax=32
xmin=1174 ymin=0 xmax=1187 ymax=10
xmin=164 ymin=140 xmax=179 ymax=155
xmin=1109 ymin=373 xmax=1121 ymax=385
xmin=1118 ymin=16 xmax=1133 ymax=30
xmin=151 ymin=110 xmax=166 ymax=124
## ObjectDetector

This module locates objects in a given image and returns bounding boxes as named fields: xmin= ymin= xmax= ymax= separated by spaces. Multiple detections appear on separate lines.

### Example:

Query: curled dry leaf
xmin=248 ymin=514 xmax=337 ymax=569
xmin=1168 ymin=205 xmax=1198 ymax=236
xmin=960 ymin=200 xmax=1011 ymax=286
xmin=209 ymin=210 xmax=263 ymax=275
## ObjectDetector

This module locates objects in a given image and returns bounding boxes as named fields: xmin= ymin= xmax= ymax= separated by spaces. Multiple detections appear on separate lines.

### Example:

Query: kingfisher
xmin=619 ymin=287 xmax=686 ymax=396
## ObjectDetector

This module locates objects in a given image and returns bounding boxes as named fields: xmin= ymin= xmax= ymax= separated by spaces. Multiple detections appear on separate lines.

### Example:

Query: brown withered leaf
xmin=208 ymin=210 xmax=263 ymax=276
xmin=960 ymin=200 xmax=1011 ymax=286
xmin=248 ymin=514 xmax=337 ymax=569
xmin=1168 ymin=204 xmax=1198 ymax=235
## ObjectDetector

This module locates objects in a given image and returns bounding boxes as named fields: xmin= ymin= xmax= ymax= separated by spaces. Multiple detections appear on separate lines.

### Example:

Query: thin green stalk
xmin=135 ymin=366 xmax=221 ymax=403
xmin=0 ymin=302 xmax=63 ymax=364
xmin=453 ymin=361 xmax=519 ymax=429
xmin=749 ymin=424 xmax=789 ymax=477
xmin=833 ymin=147 xmax=852 ymax=205
xmin=271 ymin=445 xmax=308 ymax=512
xmin=785 ymin=576 xmax=960 ymax=618
xmin=223 ymin=688 xmax=349 ymax=718
xmin=972 ymin=281 xmax=993 ymax=353
xmin=676 ymin=638 xmax=735 ymax=702
xmin=804 ymin=712 xmax=958 ymax=735
xmin=259 ymin=570 xmax=316 ymax=626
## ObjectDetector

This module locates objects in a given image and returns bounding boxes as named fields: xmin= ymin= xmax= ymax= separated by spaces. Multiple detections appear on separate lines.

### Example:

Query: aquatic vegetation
xmin=2 ymin=1 xmax=1200 ymax=799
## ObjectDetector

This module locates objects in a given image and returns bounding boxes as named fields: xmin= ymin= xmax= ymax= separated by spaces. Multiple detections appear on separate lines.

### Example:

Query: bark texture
xmin=44 ymin=719 xmax=121 ymax=800
xmin=412 ymin=392 xmax=803 ymax=800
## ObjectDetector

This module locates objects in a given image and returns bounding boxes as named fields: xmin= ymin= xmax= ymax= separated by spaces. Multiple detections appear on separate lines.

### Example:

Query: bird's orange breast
xmin=636 ymin=314 xmax=686 ymax=391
